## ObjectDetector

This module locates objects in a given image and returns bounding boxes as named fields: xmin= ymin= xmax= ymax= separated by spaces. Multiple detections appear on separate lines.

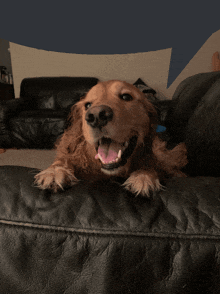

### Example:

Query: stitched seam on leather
xmin=0 ymin=219 xmax=220 ymax=240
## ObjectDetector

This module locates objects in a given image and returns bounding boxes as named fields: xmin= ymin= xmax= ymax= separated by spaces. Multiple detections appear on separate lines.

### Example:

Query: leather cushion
xmin=20 ymin=77 xmax=99 ymax=102
xmin=0 ymin=166 xmax=220 ymax=293
xmin=9 ymin=111 xmax=67 ymax=149
xmin=56 ymin=90 xmax=82 ymax=109
xmin=36 ymin=93 xmax=56 ymax=110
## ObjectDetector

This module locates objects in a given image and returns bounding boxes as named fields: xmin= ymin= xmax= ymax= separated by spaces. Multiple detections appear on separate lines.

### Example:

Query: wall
xmin=165 ymin=29 xmax=220 ymax=98
xmin=9 ymin=29 xmax=220 ymax=99
xmin=9 ymin=42 xmax=171 ymax=98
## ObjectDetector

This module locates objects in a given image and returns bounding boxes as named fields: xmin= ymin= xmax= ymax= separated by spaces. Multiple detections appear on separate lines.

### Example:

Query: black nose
xmin=85 ymin=105 xmax=113 ymax=128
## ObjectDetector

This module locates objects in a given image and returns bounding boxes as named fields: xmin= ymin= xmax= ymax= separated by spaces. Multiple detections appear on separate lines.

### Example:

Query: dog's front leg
xmin=34 ymin=159 xmax=78 ymax=193
xmin=123 ymin=169 xmax=163 ymax=197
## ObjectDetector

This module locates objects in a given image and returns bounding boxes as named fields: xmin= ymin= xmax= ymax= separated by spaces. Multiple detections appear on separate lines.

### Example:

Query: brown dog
xmin=34 ymin=80 xmax=187 ymax=196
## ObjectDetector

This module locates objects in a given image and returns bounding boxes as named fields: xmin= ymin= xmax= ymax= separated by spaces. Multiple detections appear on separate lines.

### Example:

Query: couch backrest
xmin=20 ymin=77 xmax=99 ymax=109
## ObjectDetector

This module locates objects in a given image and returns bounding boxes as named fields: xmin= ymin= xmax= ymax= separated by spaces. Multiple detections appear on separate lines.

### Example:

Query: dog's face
xmin=76 ymin=80 xmax=157 ymax=176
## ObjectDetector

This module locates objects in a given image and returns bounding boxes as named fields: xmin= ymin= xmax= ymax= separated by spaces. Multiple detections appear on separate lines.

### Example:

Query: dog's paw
xmin=34 ymin=165 xmax=78 ymax=193
xmin=123 ymin=170 xmax=164 ymax=197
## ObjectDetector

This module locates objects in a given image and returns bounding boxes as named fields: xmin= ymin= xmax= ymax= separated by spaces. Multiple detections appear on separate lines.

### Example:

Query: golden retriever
xmin=34 ymin=80 xmax=187 ymax=196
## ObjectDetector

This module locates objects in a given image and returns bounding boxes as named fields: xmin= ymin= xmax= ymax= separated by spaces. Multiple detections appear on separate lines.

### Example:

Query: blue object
xmin=156 ymin=125 xmax=166 ymax=133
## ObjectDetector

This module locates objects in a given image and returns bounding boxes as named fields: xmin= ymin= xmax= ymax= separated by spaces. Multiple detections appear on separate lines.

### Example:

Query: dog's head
xmin=71 ymin=80 xmax=158 ymax=176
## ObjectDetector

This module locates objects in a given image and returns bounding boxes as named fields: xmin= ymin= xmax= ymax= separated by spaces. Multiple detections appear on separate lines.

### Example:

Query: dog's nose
xmin=85 ymin=105 xmax=113 ymax=128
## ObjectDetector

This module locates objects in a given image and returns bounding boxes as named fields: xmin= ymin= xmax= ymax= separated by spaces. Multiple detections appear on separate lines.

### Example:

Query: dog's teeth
xmin=124 ymin=141 xmax=129 ymax=148
xmin=96 ymin=152 xmax=122 ymax=165
xmin=97 ymin=153 xmax=103 ymax=163
xmin=118 ymin=150 xmax=122 ymax=159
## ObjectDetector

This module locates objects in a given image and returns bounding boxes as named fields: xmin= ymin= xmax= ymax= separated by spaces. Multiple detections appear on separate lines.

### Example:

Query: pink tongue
xmin=95 ymin=141 xmax=120 ymax=163
xmin=98 ymin=145 xmax=118 ymax=163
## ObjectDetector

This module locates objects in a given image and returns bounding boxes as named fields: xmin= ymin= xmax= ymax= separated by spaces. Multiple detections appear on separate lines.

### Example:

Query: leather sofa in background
xmin=0 ymin=76 xmax=158 ymax=150
xmin=0 ymin=77 xmax=99 ymax=149
xmin=163 ymin=71 xmax=220 ymax=177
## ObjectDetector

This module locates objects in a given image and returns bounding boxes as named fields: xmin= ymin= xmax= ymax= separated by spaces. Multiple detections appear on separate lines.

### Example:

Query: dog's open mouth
xmin=95 ymin=136 xmax=138 ymax=170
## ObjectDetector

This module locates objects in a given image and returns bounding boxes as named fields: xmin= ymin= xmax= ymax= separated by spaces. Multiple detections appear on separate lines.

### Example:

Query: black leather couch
xmin=0 ymin=76 xmax=157 ymax=150
xmin=1 ymin=165 xmax=220 ymax=294
xmin=164 ymin=71 xmax=220 ymax=177
xmin=1 ymin=72 xmax=220 ymax=293
xmin=0 ymin=77 xmax=99 ymax=149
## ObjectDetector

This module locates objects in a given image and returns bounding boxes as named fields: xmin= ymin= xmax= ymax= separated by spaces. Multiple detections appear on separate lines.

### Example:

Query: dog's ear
xmin=55 ymin=100 xmax=86 ymax=158
xmin=148 ymin=104 xmax=158 ymax=124
xmin=64 ymin=100 xmax=83 ymax=130
xmin=142 ymin=96 xmax=159 ymax=126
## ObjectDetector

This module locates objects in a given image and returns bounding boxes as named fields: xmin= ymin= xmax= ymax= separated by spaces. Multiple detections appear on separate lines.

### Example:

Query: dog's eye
xmin=85 ymin=102 xmax=92 ymax=110
xmin=120 ymin=93 xmax=133 ymax=101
